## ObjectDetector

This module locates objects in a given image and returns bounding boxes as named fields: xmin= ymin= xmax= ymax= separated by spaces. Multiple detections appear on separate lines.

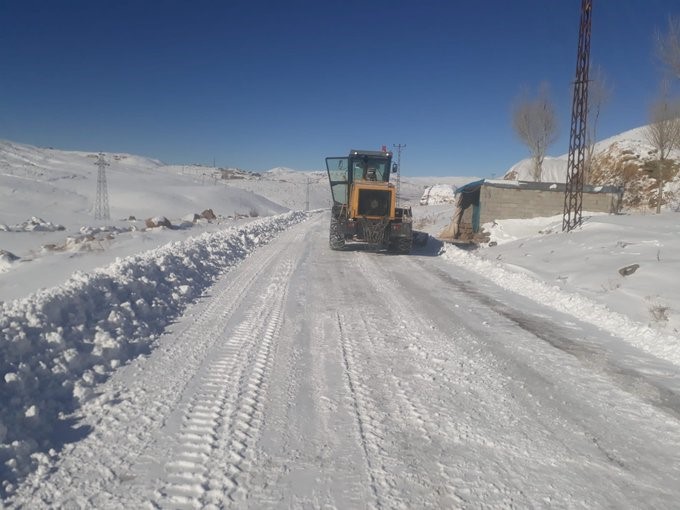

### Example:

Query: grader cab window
xmin=351 ymin=157 xmax=389 ymax=182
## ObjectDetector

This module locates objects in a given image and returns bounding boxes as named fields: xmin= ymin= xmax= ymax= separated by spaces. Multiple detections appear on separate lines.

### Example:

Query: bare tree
xmin=644 ymin=87 xmax=680 ymax=213
xmin=584 ymin=66 xmax=612 ymax=184
xmin=617 ymin=160 xmax=644 ymax=211
xmin=656 ymin=16 xmax=680 ymax=79
xmin=512 ymin=83 xmax=558 ymax=182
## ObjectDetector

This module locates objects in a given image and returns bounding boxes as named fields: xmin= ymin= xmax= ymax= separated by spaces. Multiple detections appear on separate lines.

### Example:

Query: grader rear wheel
xmin=389 ymin=236 xmax=412 ymax=254
xmin=397 ymin=236 xmax=412 ymax=254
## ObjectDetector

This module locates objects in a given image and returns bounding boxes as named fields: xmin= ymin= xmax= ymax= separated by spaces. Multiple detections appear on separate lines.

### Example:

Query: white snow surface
xmin=504 ymin=155 xmax=569 ymax=183
xmin=448 ymin=212 xmax=680 ymax=361
xmin=2 ymin=139 xmax=680 ymax=507
xmin=419 ymin=184 xmax=457 ymax=205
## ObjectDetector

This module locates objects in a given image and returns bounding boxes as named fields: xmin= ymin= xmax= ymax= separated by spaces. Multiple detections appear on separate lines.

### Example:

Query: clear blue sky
xmin=1 ymin=0 xmax=678 ymax=176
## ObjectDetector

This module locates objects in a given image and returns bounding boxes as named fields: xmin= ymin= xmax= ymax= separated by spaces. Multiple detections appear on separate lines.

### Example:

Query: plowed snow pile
xmin=0 ymin=211 xmax=307 ymax=492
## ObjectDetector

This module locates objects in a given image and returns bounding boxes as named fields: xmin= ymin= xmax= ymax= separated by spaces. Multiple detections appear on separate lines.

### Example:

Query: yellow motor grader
xmin=325 ymin=149 xmax=413 ymax=253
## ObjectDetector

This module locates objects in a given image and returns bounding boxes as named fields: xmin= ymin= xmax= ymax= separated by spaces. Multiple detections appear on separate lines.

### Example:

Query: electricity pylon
xmin=563 ymin=0 xmax=593 ymax=232
xmin=94 ymin=152 xmax=111 ymax=220
xmin=393 ymin=143 xmax=406 ymax=206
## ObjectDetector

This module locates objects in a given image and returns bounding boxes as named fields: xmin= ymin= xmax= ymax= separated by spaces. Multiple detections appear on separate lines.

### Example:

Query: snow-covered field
xmin=2 ymin=139 xmax=680 ymax=506
xmin=449 ymin=213 xmax=680 ymax=357
xmin=416 ymin=204 xmax=680 ymax=333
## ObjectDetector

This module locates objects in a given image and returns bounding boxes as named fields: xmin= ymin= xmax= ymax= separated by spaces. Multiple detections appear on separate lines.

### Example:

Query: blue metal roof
xmin=455 ymin=179 xmax=485 ymax=194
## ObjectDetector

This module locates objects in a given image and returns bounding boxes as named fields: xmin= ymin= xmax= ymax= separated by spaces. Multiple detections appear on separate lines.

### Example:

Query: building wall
xmin=479 ymin=185 xmax=620 ymax=224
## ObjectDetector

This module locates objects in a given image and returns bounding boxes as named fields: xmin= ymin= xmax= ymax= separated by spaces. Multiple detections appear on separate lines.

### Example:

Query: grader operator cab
xmin=325 ymin=149 xmax=413 ymax=253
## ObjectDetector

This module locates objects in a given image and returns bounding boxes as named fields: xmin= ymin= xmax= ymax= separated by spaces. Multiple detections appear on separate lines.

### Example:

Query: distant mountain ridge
xmin=0 ymin=139 xmax=165 ymax=172
xmin=0 ymin=139 xmax=293 ymax=225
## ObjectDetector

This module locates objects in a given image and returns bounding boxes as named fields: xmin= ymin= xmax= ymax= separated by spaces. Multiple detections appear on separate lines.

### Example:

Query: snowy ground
xmin=4 ymin=213 xmax=680 ymax=508
xmin=2 ymin=139 xmax=680 ymax=507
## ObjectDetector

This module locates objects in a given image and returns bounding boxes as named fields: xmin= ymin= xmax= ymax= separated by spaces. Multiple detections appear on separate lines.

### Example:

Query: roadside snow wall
xmin=0 ymin=211 xmax=308 ymax=495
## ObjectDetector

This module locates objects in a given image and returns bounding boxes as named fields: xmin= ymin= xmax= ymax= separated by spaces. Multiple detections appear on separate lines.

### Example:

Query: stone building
xmin=439 ymin=179 xmax=622 ymax=242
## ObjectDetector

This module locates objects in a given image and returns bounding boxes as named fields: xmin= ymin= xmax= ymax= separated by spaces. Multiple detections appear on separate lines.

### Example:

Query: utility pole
xmin=94 ymin=152 xmax=111 ymax=221
xmin=393 ymin=143 xmax=406 ymax=206
xmin=563 ymin=0 xmax=593 ymax=232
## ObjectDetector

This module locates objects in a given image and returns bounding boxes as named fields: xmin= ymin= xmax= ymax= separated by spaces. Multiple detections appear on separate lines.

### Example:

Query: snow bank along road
xmin=7 ymin=212 xmax=680 ymax=508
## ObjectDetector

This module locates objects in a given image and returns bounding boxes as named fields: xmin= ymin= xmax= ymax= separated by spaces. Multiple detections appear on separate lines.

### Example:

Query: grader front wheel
xmin=329 ymin=217 xmax=345 ymax=250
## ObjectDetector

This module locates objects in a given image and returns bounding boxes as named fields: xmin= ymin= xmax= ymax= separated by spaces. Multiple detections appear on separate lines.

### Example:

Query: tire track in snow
xmin=154 ymin=256 xmax=295 ymax=508
xmin=208 ymin=258 xmax=292 ymax=505
xmin=336 ymin=311 xmax=386 ymax=510
xmin=329 ymin=249 xmax=451 ymax=509
xmin=244 ymin=217 xmax=379 ymax=509
xmin=337 ymin=306 xmax=441 ymax=508
xmin=349 ymin=251 xmax=482 ymax=505
xmin=115 ymin=228 xmax=286 ymax=495
xmin=353 ymin=252 xmax=441 ymax=443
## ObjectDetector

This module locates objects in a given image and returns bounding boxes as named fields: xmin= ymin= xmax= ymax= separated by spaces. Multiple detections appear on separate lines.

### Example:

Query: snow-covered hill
xmin=503 ymin=126 xmax=661 ymax=182
xmin=503 ymin=126 xmax=680 ymax=211
xmin=224 ymin=166 xmax=331 ymax=211
xmin=504 ymin=155 xmax=569 ymax=183
xmin=0 ymin=140 xmax=290 ymax=226
xmin=0 ymin=140 xmax=303 ymax=300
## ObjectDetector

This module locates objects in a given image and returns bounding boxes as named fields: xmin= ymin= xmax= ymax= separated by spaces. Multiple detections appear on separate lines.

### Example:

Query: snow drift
xmin=0 ymin=211 xmax=307 ymax=495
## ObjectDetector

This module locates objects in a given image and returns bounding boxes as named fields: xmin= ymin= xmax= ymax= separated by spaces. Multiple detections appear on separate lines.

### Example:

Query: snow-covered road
xmin=10 ymin=213 xmax=680 ymax=508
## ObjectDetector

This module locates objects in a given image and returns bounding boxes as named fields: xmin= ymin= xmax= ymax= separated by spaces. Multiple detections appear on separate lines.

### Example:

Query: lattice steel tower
xmin=94 ymin=152 xmax=111 ymax=220
xmin=563 ymin=0 xmax=593 ymax=232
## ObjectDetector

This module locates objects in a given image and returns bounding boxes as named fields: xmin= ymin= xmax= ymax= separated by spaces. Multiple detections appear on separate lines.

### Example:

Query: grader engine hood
xmin=350 ymin=183 xmax=396 ymax=219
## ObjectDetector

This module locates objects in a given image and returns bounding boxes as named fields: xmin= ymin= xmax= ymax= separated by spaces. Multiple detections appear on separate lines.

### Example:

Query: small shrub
xmin=649 ymin=304 xmax=670 ymax=323
xmin=414 ymin=214 xmax=435 ymax=229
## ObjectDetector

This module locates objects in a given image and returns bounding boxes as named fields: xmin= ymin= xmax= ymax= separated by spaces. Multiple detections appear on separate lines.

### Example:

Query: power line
xmin=94 ymin=152 xmax=111 ymax=221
